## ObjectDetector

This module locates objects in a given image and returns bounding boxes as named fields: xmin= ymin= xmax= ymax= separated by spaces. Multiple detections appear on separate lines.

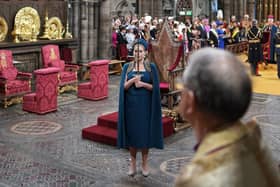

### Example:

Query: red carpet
xmin=82 ymin=112 xmax=175 ymax=146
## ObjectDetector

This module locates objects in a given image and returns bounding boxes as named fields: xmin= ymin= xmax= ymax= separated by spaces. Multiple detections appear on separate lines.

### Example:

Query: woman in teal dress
xmin=118 ymin=39 xmax=163 ymax=177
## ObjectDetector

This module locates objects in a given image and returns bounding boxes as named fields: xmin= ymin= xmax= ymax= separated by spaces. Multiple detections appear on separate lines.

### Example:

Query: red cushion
xmin=1 ymin=67 xmax=18 ymax=80
xmin=23 ymin=93 xmax=36 ymax=102
xmin=78 ymin=82 xmax=91 ymax=89
xmin=60 ymin=71 xmax=77 ymax=83
xmin=89 ymin=60 xmax=109 ymax=66
xmin=160 ymin=82 xmax=169 ymax=92
xmin=50 ymin=60 xmax=65 ymax=71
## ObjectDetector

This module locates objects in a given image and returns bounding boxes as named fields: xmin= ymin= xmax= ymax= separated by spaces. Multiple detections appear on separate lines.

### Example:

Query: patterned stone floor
xmin=0 ymin=75 xmax=280 ymax=187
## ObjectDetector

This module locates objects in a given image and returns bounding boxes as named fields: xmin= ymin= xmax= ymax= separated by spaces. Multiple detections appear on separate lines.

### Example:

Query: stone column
xmin=243 ymin=0 xmax=247 ymax=16
xmin=248 ymin=0 xmax=255 ymax=19
xmin=80 ymin=0 xmax=89 ymax=63
xmin=274 ymin=0 xmax=278 ymax=20
xmin=88 ymin=2 xmax=94 ymax=60
xmin=99 ymin=0 xmax=111 ymax=59
xmin=72 ymin=0 xmax=80 ymax=63
xmin=72 ymin=0 xmax=80 ymax=40
xmin=269 ymin=0 xmax=273 ymax=14
xmin=223 ymin=0 xmax=230 ymax=22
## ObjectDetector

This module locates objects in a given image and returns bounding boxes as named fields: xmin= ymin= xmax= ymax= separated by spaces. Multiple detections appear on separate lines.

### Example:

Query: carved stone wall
xmin=138 ymin=0 xmax=162 ymax=17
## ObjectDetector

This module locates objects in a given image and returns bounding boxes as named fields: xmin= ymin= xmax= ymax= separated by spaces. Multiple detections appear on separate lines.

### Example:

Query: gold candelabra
xmin=40 ymin=8 xmax=50 ymax=39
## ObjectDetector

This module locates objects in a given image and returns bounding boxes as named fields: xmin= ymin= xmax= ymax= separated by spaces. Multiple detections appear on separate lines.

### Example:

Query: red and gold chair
xmin=23 ymin=67 xmax=60 ymax=114
xmin=0 ymin=50 xmax=32 ymax=108
xmin=41 ymin=45 xmax=79 ymax=94
xmin=78 ymin=60 xmax=109 ymax=100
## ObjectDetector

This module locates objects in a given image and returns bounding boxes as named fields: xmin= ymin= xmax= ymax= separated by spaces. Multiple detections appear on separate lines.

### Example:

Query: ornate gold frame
xmin=12 ymin=7 xmax=40 ymax=42
xmin=45 ymin=17 xmax=65 ymax=40
xmin=0 ymin=16 xmax=8 ymax=42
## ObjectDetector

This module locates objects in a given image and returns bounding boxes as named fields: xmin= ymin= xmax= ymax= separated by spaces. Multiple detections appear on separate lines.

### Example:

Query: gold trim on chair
xmin=3 ymin=96 xmax=23 ymax=108
xmin=0 ymin=16 xmax=8 ymax=42
xmin=59 ymin=84 xmax=78 ymax=94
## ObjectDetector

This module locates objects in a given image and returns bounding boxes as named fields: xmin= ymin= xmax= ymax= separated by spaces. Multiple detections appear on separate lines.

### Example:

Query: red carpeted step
xmin=97 ymin=112 xmax=118 ymax=129
xmin=82 ymin=112 xmax=175 ymax=146
xmin=82 ymin=125 xmax=117 ymax=146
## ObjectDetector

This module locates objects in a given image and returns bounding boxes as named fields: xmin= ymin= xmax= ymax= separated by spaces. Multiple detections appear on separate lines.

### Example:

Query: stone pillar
xmin=264 ymin=0 xmax=268 ymax=18
xmin=71 ymin=0 xmax=80 ymax=63
xmin=99 ymin=0 xmax=111 ymax=59
xmin=80 ymin=0 xmax=89 ymax=63
xmin=242 ymin=0 xmax=246 ymax=16
xmin=274 ymin=0 xmax=278 ymax=20
xmin=72 ymin=1 xmax=80 ymax=40
xmin=269 ymin=0 xmax=273 ymax=14
xmin=93 ymin=3 xmax=98 ymax=58
xmin=223 ymin=0 xmax=230 ymax=22
xmin=88 ymin=2 xmax=94 ymax=60
xmin=248 ymin=0 xmax=255 ymax=19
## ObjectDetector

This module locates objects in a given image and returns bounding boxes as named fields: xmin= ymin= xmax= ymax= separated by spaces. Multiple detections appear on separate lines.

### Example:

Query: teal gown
xmin=117 ymin=62 xmax=163 ymax=149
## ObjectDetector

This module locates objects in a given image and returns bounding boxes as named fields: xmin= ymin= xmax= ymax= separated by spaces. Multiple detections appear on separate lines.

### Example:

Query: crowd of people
xmin=112 ymin=13 xmax=280 ymax=78
xmin=111 ymin=13 xmax=254 ymax=59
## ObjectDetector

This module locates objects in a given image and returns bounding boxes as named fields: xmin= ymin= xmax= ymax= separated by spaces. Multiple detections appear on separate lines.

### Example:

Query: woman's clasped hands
xmin=133 ymin=74 xmax=143 ymax=88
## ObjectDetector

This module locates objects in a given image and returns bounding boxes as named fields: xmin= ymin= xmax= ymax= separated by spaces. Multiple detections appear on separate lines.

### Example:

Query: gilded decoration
xmin=50 ymin=48 xmax=58 ymax=60
xmin=44 ymin=17 xmax=65 ymax=40
xmin=0 ymin=16 xmax=8 ymax=42
xmin=64 ymin=23 xmax=73 ymax=39
xmin=12 ymin=7 xmax=40 ymax=42
xmin=0 ymin=52 xmax=7 ymax=70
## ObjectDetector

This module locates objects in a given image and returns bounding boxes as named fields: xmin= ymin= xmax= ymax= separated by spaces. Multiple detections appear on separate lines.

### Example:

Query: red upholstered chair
xmin=41 ymin=45 xmax=79 ymax=94
xmin=0 ymin=50 xmax=32 ymax=108
xmin=78 ymin=60 xmax=109 ymax=100
xmin=23 ymin=67 xmax=60 ymax=114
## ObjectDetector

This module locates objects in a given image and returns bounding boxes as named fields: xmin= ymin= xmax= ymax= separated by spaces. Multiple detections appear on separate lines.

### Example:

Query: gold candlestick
xmin=40 ymin=8 xmax=50 ymax=39
xmin=64 ymin=22 xmax=72 ymax=39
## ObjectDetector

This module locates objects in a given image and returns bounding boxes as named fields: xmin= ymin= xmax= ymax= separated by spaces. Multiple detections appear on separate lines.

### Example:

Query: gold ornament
xmin=41 ymin=17 xmax=65 ymax=40
xmin=12 ymin=7 xmax=40 ymax=42
xmin=40 ymin=9 xmax=50 ymax=39
xmin=0 ymin=16 xmax=8 ymax=42
xmin=64 ymin=22 xmax=73 ymax=39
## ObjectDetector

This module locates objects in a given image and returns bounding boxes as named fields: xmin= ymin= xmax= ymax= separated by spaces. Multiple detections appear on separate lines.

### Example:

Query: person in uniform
xmin=175 ymin=48 xmax=280 ymax=187
xmin=247 ymin=19 xmax=263 ymax=76
xmin=231 ymin=21 xmax=240 ymax=43
xmin=209 ymin=21 xmax=218 ymax=48
xmin=273 ymin=29 xmax=280 ymax=79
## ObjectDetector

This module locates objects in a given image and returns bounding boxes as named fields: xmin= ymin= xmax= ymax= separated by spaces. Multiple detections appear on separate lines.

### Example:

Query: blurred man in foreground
xmin=175 ymin=48 xmax=280 ymax=187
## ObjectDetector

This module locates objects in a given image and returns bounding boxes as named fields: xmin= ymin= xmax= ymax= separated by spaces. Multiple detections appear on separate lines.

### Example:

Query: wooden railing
xmin=225 ymin=41 xmax=248 ymax=54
